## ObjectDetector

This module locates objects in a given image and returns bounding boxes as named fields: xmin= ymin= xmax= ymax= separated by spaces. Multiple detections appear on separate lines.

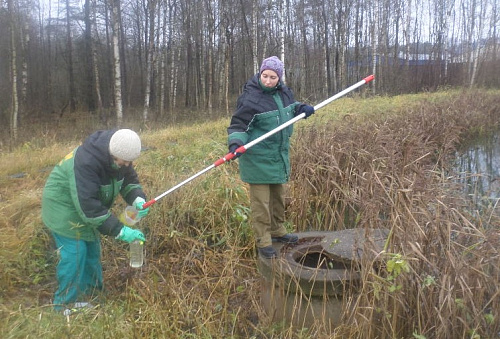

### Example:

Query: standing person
xmin=42 ymin=129 xmax=150 ymax=314
xmin=227 ymin=56 xmax=315 ymax=259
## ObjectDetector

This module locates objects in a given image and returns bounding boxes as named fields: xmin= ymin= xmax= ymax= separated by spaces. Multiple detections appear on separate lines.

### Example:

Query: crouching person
xmin=42 ymin=129 xmax=149 ymax=314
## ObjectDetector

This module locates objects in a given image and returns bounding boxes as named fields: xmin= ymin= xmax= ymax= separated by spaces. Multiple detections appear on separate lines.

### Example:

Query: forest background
xmin=1 ymin=0 xmax=499 ymax=148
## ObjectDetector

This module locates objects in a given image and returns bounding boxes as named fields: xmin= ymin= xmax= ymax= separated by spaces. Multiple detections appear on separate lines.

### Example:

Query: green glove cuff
xmin=133 ymin=197 xmax=150 ymax=218
xmin=116 ymin=226 xmax=146 ymax=243
xmin=137 ymin=208 xmax=149 ymax=218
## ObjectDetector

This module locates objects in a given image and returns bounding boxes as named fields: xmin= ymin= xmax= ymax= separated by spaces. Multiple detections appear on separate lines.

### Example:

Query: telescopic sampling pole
xmin=142 ymin=74 xmax=374 ymax=209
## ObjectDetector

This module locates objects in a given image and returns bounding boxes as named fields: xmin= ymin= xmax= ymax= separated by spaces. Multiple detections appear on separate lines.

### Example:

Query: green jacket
xmin=228 ymin=74 xmax=307 ymax=184
xmin=42 ymin=130 xmax=146 ymax=241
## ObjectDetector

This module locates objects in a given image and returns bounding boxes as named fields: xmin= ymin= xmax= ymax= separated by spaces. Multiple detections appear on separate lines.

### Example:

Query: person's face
xmin=260 ymin=70 xmax=279 ymax=88
xmin=113 ymin=156 xmax=132 ymax=168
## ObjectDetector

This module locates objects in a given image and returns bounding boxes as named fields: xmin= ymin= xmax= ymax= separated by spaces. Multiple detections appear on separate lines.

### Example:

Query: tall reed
xmin=289 ymin=90 xmax=500 ymax=338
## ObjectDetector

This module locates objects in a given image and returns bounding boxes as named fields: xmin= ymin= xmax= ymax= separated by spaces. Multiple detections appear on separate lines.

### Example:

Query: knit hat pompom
xmin=109 ymin=129 xmax=142 ymax=161
xmin=260 ymin=56 xmax=284 ymax=79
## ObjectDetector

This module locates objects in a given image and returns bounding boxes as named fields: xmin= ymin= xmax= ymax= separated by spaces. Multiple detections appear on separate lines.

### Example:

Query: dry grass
xmin=1 ymin=89 xmax=500 ymax=338
xmin=290 ymin=89 xmax=500 ymax=338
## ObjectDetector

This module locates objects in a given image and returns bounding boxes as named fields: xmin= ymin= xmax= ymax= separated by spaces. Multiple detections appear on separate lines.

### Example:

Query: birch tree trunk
xmin=404 ymin=0 xmax=411 ymax=65
xmin=166 ymin=1 xmax=177 ymax=116
xmin=252 ymin=0 xmax=258 ymax=73
xmin=298 ymin=1 xmax=307 ymax=93
xmin=111 ymin=0 xmax=123 ymax=125
xmin=65 ymin=0 xmax=76 ymax=112
xmin=20 ymin=16 xmax=29 ymax=106
xmin=118 ymin=3 xmax=128 ymax=108
xmin=469 ymin=0 xmax=485 ymax=87
xmin=143 ymin=0 xmax=156 ymax=122
xmin=84 ymin=0 xmax=96 ymax=112
xmin=223 ymin=33 xmax=230 ymax=115
xmin=354 ymin=0 xmax=362 ymax=81
xmin=262 ymin=0 xmax=273 ymax=58
xmin=170 ymin=48 xmax=181 ymax=118
xmin=9 ymin=0 xmax=19 ymax=141
xmin=278 ymin=0 xmax=285 ymax=82
xmin=159 ymin=2 xmax=167 ymax=118
xmin=443 ymin=0 xmax=455 ymax=81
xmin=205 ymin=0 xmax=214 ymax=116
xmin=336 ymin=0 xmax=347 ymax=90
xmin=91 ymin=0 xmax=104 ymax=121
xmin=321 ymin=0 xmax=331 ymax=95
xmin=104 ymin=0 xmax=113 ymax=109
xmin=181 ymin=1 xmax=193 ymax=108
xmin=47 ymin=3 xmax=54 ymax=114
xmin=371 ymin=1 xmax=378 ymax=94
xmin=220 ymin=3 xmax=231 ymax=115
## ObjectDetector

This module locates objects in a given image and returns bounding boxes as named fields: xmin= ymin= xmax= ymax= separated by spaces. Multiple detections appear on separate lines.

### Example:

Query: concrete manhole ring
xmin=258 ymin=231 xmax=361 ymax=297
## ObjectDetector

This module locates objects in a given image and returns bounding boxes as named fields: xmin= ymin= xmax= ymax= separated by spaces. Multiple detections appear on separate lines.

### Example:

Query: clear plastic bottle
xmin=129 ymin=240 xmax=144 ymax=268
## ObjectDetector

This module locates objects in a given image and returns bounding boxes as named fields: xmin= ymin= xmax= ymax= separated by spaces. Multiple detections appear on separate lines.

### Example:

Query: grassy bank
xmin=1 ymin=89 xmax=499 ymax=338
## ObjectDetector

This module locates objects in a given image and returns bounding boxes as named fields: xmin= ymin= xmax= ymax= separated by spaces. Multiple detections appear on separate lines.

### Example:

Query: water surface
xmin=453 ymin=132 xmax=500 ymax=210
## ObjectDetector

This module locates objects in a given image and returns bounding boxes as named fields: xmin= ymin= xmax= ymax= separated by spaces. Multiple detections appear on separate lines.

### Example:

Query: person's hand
xmin=133 ymin=197 xmax=150 ymax=218
xmin=299 ymin=105 xmax=315 ymax=119
xmin=116 ymin=226 xmax=146 ymax=243
xmin=228 ymin=142 xmax=244 ymax=159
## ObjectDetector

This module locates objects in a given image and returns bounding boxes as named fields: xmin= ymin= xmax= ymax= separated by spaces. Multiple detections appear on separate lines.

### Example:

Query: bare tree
xmin=9 ymin=0 xmax=19 ymax=141
xmin=90 ymin=0 xmax=104 ymax=121
xmin=353 ymin=0 xmax=364 ymax=82
xmin=278 ymin=0 xmax=285 ymax=82
xmin=466 ymin=0 xmax=486 ymax=87
xmin=219 ymin=0 xmax=234 ymax=114
xmin=320 ymin=0 xmax=331 ymax=94
xmin=163 ymin=0 xmax=178 ymax=118
xmin=84 ymin=0 xmax=96 ymax=112
xmin=370 ymin=0 xmax=379 ymax=94
xmin=158 ymin=0 xmax=168 ymax=118
xmin=18 ymin=1 xmax=29 ymax=107
xmin=2 ymin=0 xmax=500 ymax=133
xmin=111 ymin=0 xmax=123 ymax=125
xmin=252 ymin=0 xmax=258 ymax=73
xmin=65 ymin=0 xmax=76 ymax=112
xmin=143 ymin=0 xmax=157 ymax=122
xmin=490 ymin=0 xmax=499 ymax=65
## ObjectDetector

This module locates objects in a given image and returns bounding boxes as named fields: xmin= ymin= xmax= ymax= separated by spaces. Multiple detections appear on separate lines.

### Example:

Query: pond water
xmin=453 ymin=132 xmax=500 ymax=210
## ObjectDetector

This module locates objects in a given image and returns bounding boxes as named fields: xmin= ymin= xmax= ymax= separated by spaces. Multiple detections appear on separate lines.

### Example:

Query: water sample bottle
xmin=129 ymin=240 xmax=144 ymax=268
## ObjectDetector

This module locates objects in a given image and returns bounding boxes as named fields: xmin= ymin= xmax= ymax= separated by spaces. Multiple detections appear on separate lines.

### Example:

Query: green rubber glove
xmin=133 ymin=197 xmax=150 ymax=218
xmin=116 ymin=226 xmax=146 ymax=243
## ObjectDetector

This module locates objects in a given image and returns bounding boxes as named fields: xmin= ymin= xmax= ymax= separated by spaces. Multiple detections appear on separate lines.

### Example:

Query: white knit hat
xmin=109 ymin=129 xmax=142 ymax=161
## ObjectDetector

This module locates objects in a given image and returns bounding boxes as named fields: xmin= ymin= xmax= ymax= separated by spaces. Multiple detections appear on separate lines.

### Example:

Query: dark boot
xmin=272 ymin=233 xmax=298 ymax=244
xmin=258 ymin=246 xmax=277 ymax=259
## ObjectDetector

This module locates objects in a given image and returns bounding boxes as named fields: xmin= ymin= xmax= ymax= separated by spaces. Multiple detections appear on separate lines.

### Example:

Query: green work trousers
xmin=51 ymin=232 xmax=103 ymax=310
xmin=249 ymin=183 xmax=288 ymax=248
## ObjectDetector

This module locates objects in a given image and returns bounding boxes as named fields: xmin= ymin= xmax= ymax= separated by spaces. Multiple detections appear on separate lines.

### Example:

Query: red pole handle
xmin=213 ymin=146 xmax=247 ymax=167
xmin=364 ymin=74 xmax=375 ymax=83
xmin=142 ymin=199 xmax=156 ymax=209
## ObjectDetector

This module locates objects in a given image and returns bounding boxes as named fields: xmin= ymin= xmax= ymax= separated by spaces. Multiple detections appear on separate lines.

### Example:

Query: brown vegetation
xmin=290 ymin=90 xmax=500 ymax=337
xmin=1 ymin=90 xmax=499 ymax=338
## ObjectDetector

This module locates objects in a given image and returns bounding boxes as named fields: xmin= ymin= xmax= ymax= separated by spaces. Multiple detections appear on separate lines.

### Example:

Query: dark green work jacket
xmin=42 ymin=130 xmax=146 ymax=241
xmin=227 ymin=74 xmax=307 ymax=184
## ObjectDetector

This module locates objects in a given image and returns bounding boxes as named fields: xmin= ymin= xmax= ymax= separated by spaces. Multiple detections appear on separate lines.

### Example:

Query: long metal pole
xmin=143 ymin=75 xmax=374 ymax=208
